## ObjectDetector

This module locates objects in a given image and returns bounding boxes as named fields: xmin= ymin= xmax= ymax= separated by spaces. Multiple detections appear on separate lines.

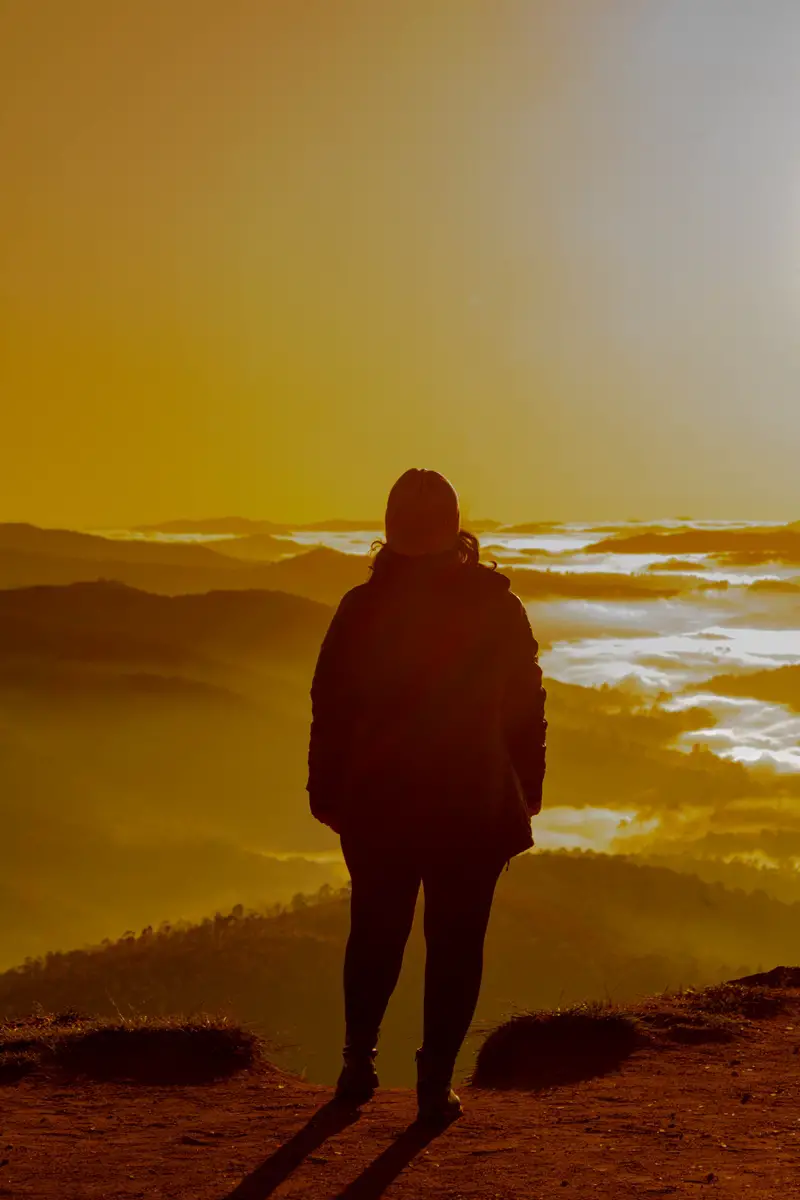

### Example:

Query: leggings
xmin=341 ymin=835 xmax=503 ymax=1070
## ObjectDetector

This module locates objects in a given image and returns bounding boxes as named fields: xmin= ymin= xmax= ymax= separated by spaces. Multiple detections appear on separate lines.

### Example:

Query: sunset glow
xmin=5 ymin=3 xmax=800 ymax=1148
xmin=3 ymin=2 xmax=800 ymax=527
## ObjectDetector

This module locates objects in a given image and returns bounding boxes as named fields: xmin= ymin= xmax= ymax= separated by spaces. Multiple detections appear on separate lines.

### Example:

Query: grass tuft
xmin=731 ymin=966 xmax=800 ymax=991
xmin=472 ymin=1003 xmax=642 ymax=1090
xmin=685 ymin=983 xmax=786 ymax=1021
xmin=0 ymin=1012 xmax=262 ymax=1086
xmin=473 ymin=974 xmax=798 ymax=1092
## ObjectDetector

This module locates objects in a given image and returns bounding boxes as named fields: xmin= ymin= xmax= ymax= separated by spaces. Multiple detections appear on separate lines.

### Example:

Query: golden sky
xmin=2 ymin=1 xmax=799 ymax=527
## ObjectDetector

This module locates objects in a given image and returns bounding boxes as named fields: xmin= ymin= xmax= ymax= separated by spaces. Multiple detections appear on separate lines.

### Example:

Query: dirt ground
xmin=2 ymin=997 xmax=799 ymax=1199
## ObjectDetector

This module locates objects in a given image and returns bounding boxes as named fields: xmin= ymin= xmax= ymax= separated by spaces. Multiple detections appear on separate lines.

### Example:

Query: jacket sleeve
xmin=503 ymin=596 xmax=547 ymax=815
xmin=307 ymin=593 xmax=359 ymax=828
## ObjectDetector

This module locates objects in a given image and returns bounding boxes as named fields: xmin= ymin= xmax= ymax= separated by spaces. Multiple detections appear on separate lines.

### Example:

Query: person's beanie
xmin=384 ymin=468 xmax=461 ymax=557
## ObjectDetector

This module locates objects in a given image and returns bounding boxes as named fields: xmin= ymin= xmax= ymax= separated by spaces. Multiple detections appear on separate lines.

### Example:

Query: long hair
xmin=369 ymin=529 xmax=490 ymax=578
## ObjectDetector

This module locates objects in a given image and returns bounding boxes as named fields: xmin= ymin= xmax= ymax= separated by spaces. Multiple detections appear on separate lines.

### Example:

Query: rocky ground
xmin=1 ymin=979 xmax=799 ymax=1198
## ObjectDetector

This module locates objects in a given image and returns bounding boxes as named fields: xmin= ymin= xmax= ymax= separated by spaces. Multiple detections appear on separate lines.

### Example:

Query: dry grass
xmin=472 ymin=1002 xmax=642 ymax=1090
xmin=473 ymin=978 xmax=794 ymax=1092
xmin=0 ymin=1011 xmax=262 ymax=1086
xmin=732 ymin=966 xmax=800 ymax=990
xmin=684 ymin=982 xmax=786 ymax=1020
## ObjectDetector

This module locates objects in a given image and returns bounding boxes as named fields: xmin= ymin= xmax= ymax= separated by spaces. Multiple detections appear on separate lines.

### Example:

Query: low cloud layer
xmin=4 ymin=518 xmax=800 ymax=967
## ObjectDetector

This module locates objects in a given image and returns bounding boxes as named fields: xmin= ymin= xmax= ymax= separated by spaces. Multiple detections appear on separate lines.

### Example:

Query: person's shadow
xmin=334 ymin=1120 xmax=447 ymax=1199
xmin=220 ymin=1100 xmax=452 ymax=1200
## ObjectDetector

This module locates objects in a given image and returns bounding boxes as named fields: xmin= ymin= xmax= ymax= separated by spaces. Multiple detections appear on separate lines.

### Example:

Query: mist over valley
xmin=2 ymin=516 xmax=800 ymax=1035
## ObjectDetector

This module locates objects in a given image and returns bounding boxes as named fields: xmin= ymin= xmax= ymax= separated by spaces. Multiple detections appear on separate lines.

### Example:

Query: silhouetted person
xmin=307 ymin=469 xmax=546 ymax=1122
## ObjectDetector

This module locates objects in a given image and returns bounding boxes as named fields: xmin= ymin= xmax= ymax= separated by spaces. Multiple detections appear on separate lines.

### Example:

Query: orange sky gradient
xmin=2 ymin=1 xmax=799 ymax=527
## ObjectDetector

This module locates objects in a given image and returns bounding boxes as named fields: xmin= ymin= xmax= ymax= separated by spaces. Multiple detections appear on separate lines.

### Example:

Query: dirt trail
xmin=2 ymin=997 xmax=799 ymax=1199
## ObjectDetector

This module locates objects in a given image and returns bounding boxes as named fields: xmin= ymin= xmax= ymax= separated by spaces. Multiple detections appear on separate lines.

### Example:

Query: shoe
xmin=415 ymin=1048 xmax=463 ymax=1124
xmin=417 ymin=1084 xmax=463 ymax=1124
xmin=334 ymin=1051 xmax=379 ymax=1107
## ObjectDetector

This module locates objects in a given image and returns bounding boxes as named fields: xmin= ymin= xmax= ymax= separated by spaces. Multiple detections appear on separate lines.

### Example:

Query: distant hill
xmin=209 ymin=532 xmax=290 ymax=562
xmin=498 ymin=521 xmax=564 ymax=534
xmin=1 ymin=852 xmax=795 ymax=1087
xmin=697 ymin=664 xmax=800 ymax=712
xmin=0 ymin=523 xmax=724 ymax=606
xmin=250 ymin=546 xmax=369 ymax=604
xmin=585 ymin=524 xmax=800 ymax=562
xmin=641 ymin=853 xmax=800 ymax=906
xmin=0 ymin=580 xmax=332 ymax=673
xmin=0 ymin=523 xmax=240 ymax=568
xmin=292 ymin=519 xmax=381 ymax=532
xmin=134 ymin=517 xmax=291 ymax=535
xmin=136 ymin=517 xmax=381 ymax=534
xmin=0 ymin=578 xmax=342 ymax=967
xmin=0 ymin=532 xmax=369 ymax=603
xmin=504 ymin=566 xmax=719 ymax=601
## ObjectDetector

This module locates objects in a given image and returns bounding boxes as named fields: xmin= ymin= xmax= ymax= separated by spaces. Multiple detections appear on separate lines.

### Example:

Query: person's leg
xmin=417 ymin=854 xmax=503 ymax=1116
xmin=338 ymin=835 xmax=421 ymax=1097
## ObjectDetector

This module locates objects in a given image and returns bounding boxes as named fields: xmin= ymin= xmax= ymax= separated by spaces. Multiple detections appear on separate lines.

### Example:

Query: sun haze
xmin=2 ymin=0 xmax=800 ymax=527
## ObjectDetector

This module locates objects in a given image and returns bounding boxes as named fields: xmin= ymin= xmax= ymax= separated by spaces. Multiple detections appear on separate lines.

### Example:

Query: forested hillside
xmin=3 ymin=852 xmax=796 ymax=1086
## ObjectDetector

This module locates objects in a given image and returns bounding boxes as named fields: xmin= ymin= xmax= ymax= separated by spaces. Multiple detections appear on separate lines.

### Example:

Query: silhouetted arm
xmin=503 ymin=597 xmax=547 ymax=815
xmin=307 ymin=593 xmax=360 ymax=832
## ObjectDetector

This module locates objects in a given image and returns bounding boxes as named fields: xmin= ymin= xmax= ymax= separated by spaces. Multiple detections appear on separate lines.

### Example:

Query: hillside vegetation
xmin=2 ymin=853 xmax=798 ymax=1087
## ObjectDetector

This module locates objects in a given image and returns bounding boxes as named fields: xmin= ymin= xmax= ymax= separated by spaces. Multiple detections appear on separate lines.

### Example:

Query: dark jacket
xmin=307 ymin=556 xmax=546 ymax=860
